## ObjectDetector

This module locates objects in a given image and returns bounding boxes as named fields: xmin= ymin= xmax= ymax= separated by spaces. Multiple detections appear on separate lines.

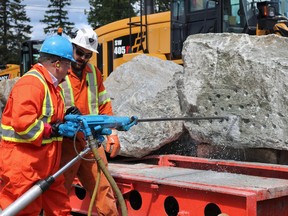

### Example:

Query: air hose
xmin=88 ymin=163 xmax=100 ymax=216
xmin=87 ymin=137 xmax=128 ymax=216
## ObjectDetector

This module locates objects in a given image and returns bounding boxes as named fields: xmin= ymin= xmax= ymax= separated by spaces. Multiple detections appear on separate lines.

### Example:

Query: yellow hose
xmin=87 ymin=138 xmax=128 ymax=216
xmin=88 ymin=162 xmax=101 ymax=216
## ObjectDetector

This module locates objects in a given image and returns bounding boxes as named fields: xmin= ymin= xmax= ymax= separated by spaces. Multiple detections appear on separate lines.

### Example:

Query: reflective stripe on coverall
xmin=0 ymin=64 xmax=71 ymax=216
xmin=60 ymin=63 xmax=118 ymax=216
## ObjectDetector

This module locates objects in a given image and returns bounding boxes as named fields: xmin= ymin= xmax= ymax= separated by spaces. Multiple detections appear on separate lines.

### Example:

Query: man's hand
xmin=58 ymin=121 xmax=80 ymax=137
xmin=65 ymin=106 xmax=82 ymax=115
xmin=106 ymin=133 xmax=120 ymax=158
xmin=44 ymin=121 xmax=80 ymax=138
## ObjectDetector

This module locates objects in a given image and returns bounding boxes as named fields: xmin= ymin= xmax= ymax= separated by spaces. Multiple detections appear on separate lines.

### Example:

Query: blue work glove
xmin=50 ymin=121 xmax=80 ymax=137
xmin=58 ymin=121 xmax=80 ymax=137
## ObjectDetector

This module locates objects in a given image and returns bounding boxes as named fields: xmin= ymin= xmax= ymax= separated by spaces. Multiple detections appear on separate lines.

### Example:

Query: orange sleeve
xmin=2 ymin=76 xmax=45 ymax=145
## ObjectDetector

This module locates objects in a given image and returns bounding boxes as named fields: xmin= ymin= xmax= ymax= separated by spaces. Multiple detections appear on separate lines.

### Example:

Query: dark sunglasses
xmin=75 ymin=48 xmax=93 ymax=59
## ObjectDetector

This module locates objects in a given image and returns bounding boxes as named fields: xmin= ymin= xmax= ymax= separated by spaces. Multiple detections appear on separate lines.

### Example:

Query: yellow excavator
xmin=256 ymin=1 xmax=288 ymax=36
xmin=94 ymin=0 xmax=288 ymax=79
xmin=0 ymin=64 xmax=20 ymax=81
xmin=1 ymin=0 xmax=288 ymax=80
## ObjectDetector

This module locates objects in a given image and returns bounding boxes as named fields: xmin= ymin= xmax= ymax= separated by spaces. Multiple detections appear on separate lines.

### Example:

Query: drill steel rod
xmin=0 ymin=147 xmax=91 ymax=216
xmin=137 ymin=116 xmax=228 ymax=122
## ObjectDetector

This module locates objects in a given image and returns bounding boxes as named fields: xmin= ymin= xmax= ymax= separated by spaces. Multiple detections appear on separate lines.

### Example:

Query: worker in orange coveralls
xmin=0 ymin=35 xmax=78 ymax=215
xmin=60 ymin=27 xmax=120 ymax=215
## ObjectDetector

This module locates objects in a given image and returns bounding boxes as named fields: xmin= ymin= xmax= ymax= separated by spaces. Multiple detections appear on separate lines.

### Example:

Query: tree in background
xmin=154 ymin=0 xmax=170 ymax=12
xmin=41 ymin=0 xmax=74 ymax=35
xmin=87 ymin=0 xmax=170 ymax=29
xmin=87 ymin=0 xmax=137 ymax=28
xmin=0 ymin=0 xmax=32 ymax=64
xmin=139 ymin=0 xmax=170 ymax=15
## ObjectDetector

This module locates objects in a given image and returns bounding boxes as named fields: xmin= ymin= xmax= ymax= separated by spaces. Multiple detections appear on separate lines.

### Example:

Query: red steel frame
xmin=69 ymin=154 xmax=288 ymax=216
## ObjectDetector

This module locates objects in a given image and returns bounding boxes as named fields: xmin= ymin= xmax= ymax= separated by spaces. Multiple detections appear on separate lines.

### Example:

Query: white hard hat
xmin=71 ymin=27 xmax=98 ymax=53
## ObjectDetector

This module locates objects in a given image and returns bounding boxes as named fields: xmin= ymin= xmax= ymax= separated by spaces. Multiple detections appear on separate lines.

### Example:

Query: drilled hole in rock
xmin=278 ymin=112 xmax=284 ymax=117
xmin=242 ymin=118 xmax=250 ymax=124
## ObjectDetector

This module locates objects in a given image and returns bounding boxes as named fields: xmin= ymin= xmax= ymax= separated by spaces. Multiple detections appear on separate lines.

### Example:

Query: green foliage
xmin=40 ymin=0 xmax=74 ymax=35
xmin=87 ymin=0 xmax=171 ymax=28
xmin=0 ymin=0 xmax=32 ymax=64
xmin=87 ymin=0 xmax=138 ymax=28
xmin=155 ymin=0 xmax=170 ymax=12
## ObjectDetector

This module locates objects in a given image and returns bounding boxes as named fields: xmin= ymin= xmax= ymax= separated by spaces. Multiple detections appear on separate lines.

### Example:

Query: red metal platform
xmin=69 ymin=155 xmax=288 ymax=216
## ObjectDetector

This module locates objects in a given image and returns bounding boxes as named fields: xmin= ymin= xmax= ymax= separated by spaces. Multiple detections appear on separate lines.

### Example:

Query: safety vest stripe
xmin=1 ymin=124 xmax=62 ymax=143
xmin=87 ymin=63 xmax=98 ymax=114
xmin=98 ymin=90 xmax=111 ymax=105
xmin=24 ymin=72 xmax=54 ymax=123
xmin=60 ymin=78 xmax=75 ymax=108
xmin=1 ymin=71 xmax=61 ymax=144
xmin=1 ymin=123 xmax=42 ymax=141
xmin=61 ymin=63 xmax=101 ymax=114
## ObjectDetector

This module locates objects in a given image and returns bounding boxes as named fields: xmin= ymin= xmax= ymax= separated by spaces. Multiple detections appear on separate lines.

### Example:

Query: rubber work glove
xmin=65 ymin=106 xmax=82 ymax=115
xmin=57 ymin=121 xmax=80 ymax=137
xmin=106 ymin=132 xmax=120 ymax=158
xmin=43 ymin=121 xmax=79 ymax=138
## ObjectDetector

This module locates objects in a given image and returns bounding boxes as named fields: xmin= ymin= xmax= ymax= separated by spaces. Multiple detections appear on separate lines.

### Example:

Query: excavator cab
xmin=20 ymin=28 xmax=62 ymax=76
xmin=20 ymin=40 xmax=43 ymax=76
xmin=171 ymin=0 xmax=288 ymax=59
xmin=256 ymin=1 xmax=288 ymax=36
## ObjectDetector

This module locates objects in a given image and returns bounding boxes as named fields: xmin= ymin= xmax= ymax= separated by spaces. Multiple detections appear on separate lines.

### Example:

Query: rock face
xmin=0 ymin=78 xmax=20 ymax=139
xmin=106 ymin=33 xmax=288 ymax=157
xmin=181 ymin=33 xmax=288 ymax=150
xmin=0 ymin=78 xmax=20 ymax=126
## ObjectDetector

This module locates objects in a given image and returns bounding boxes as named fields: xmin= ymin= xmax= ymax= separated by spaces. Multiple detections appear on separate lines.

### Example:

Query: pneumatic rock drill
xmin=0 ymin=114 xmax=228 ymax=216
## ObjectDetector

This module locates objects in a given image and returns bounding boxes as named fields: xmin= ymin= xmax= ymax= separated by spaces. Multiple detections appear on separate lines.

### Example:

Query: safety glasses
xmin=75 ymin=47 xmax=93 ymax=59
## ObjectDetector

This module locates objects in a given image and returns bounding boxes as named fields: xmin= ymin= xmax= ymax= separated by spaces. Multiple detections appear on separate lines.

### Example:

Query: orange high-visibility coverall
xmin=0 ymin=64 xmax=71 ymax=215
xmin=60 ymin=63 xmax=118 ymax=216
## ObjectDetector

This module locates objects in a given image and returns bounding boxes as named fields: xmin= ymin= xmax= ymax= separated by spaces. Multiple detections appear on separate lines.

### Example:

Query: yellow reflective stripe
xmin=24 ymin=72 xmax=54 ymax=123
xmin=1 ymin=123 xmax=43 ymax=142
xmin=87 ymin=63 xmax=98 ymax=114
xmin=59 ymin=84 xmax=67 ymax=112
xmin=60 ymin=77 xmax=75 ymax=109
xmin=66 ymin=77 xmax=75 ymax=105
xmin=98 ymin=90 xmax=111 ymax=105
xmin=42 ymin=136 xmax=63 ymax=144
xmin=17 ymin=119 xmax=39 ymax=135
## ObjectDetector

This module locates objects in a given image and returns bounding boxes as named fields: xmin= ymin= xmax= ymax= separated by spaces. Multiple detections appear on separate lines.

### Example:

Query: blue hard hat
xmin=40 ymin=35 xmax=75 ymax=62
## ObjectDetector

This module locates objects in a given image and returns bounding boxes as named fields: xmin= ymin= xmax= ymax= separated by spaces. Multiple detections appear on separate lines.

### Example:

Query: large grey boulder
xmin=181 ymin=33 xmax=288 ymax=150
xmin=0 ymin=78 xmax=20 ymax=138
xmin=105 ymin=55 xmax=184 ymax=157
xmin=0 ymin=78 xmax=20 ymax=118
